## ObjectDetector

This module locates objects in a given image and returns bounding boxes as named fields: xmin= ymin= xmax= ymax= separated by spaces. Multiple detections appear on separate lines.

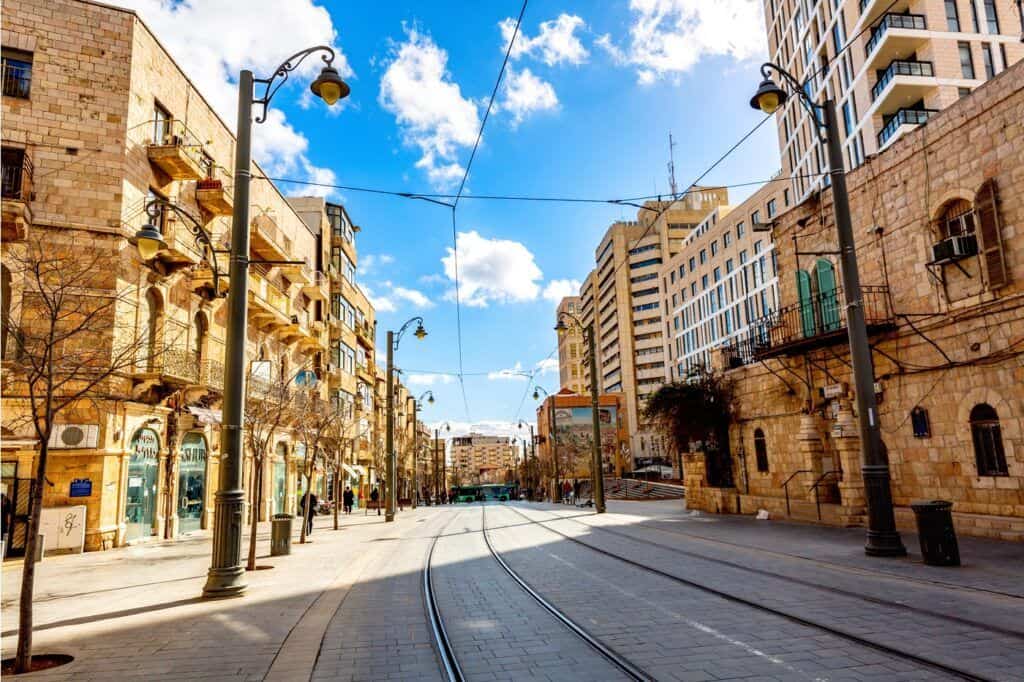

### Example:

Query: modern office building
xmin=660 ymin=180 xmax=788 ymax=378
xmin=764 ymin=0 xmax=1023 ymax=202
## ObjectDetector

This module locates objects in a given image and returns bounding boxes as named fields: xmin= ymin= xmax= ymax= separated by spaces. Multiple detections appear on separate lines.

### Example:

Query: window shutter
xmin=975 ymin=179 xmax=1008 ymax=289
xmin=815 ymin=259 xmax=841 ymax=331
xmin=796 ymin=270 xmax=816 ymax=338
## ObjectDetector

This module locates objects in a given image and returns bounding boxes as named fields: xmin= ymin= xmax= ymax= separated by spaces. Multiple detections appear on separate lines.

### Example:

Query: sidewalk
xmin=550 ymin=498 xmax=1024 ymax=597
xmin=1 ymin=509 xmax=427 ymax=681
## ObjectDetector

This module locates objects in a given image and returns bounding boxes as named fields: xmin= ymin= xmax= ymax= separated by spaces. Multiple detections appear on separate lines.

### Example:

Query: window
xmin=701 ymin=274 xmax=708 ymax=290
xmin=751 ymin=210 xmax=761 ymax=225
xmin=970 ymin=404 xmax=1008 ymax=476
xmin=983 ymin=0 xmax=999 ymax=33
xmin=629 ymin=243 xmax=658 ymax=255
xmin=958 ymin=87 xmax=972 ymax=99
xmin=842 ymin=99 xmax=855 ymax=137
xmin=689 ymin=256 xmax=696 ymax=271
xmin=982 ymin=43 xmax=995 ymax=79
xmin=1 ymin=48 xmax=32 ymax=99
xmin=959 ymin=42 xmax=976 ymax=80
xmin=710 ymin=240 xmax=719 ymax=257
xmin=970 ymin=0 xmax=982 ymax=32
xmin=767 ymin=199 xmax=778 ymax=219
xmin=699 ymin=249 xmax=707 ymax=265
xmin=754 ymin=428 xmax=768 ymax=472
xmin=153 ymin=101 xmax=172 ymax=144
xmin=784 ymin=188 xmax=790 ymax=206
xmin=945 ymin=0 xmax=960 ymax=31
xmin=736 ymin=222 xmax=745 ymax=238
xmin=939 ymin=199 xmax=975 ymax=238
xmin=629 ymin=257 xmax=662 ymax=269
xmin=723 ymin=232 xmax=732 ymax=248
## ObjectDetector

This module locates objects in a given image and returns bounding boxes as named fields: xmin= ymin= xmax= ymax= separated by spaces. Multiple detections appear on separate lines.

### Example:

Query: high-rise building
xmin=450 ymin=434 xmax=516 ymax=485
xmin=765 ymin=0 xmax=1023 ymax=202
xmin=573 ymin=189 xmax=729 ymax=466
xmin=555 ymin=296 xmax=587 ymax=394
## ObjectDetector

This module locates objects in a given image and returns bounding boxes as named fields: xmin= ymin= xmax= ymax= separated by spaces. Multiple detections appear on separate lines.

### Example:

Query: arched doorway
xmin=126 ymin=427 xmax=160 ymax=541
xmin=177 ymin=433 xmax=207 ymax=533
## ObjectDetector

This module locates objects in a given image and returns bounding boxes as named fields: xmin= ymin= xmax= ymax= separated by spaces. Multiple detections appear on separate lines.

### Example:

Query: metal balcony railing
xmin=878 ymin=108 xmax=938 ymax=147
xmin=726 ymin=285 xmax=894 ymax=362
xmin=1 ymin=147 xmax=33 ymax=201
xmin=871 ymin=59 xmax=934 ymax=101
xmin=2 ymin=62 xmax=31 ymax=99
xmin=864 ymin=13 xmax=926 ymax=57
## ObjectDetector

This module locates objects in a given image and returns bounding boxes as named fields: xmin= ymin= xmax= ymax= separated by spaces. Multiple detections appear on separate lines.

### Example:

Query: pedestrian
xmin=370 ymin=486 xmax=380 ymax=516
xmin=573 ymin=479 xmax=581 ymax=506
xmin=300 ymin=490 xmax=318 ymax=536
xmin=342 ymin=486 xmax=354 ymax=515
xmin=561 ymin=480 xmax=571 ymax=504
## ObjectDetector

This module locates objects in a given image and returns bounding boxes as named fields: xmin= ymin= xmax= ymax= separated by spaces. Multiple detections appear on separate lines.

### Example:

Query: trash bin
xmin=910 ymin=500 xmax=960 ymax=566
xmin=270 ymin=514 xmax=292 ymax=556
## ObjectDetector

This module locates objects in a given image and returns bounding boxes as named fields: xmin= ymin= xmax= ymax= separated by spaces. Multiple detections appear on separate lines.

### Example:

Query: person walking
xmin=300 ymin=490 xmax=318 ymax=536
xmin=370 ymin=486 xmax=381 ymax=516
xmin=342 ymin=486 xmax=354 ymax=515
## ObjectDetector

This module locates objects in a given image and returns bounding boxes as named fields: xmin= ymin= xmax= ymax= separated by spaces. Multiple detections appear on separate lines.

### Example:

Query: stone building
xmin=450 ymin=434 xmax=516 ymax=485
xmin=555 ymin=296 xmax=587 ymax=395
xmin=0 ymin=0 xmax=393 ymax=552
xmin=683 ymin=62 xmax=1024 ymax=540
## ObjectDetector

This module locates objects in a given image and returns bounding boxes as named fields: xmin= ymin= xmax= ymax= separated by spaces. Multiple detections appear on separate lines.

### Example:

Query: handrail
xmin=781 ymin=469 xmax=813 ymax=516
xmin=809 ymin=470 xmax=842 ymax=520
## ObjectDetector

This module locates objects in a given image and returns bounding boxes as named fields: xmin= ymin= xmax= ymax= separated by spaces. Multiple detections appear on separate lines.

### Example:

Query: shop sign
xmin=131 ymin=428 xmax=160 ymax=463
xmin=180 ymin=433 xmax=207 ymax=469
xmin=821 ymin=383 xmax=847 ymax=399
xmin=69 ymin=478 xmax=92 ymax=497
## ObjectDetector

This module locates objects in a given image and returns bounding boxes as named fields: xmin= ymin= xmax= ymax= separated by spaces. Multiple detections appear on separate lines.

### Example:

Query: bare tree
xmin=294 ymin=390 xmax=344 ymax=543
xmin=1 ymin=235 xmax=173 ymax=673
xmin=242 ymin=359 xmax=297 ymax=571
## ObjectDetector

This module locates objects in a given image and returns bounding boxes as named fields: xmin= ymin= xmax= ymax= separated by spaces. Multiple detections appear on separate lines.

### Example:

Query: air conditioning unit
xmin=931 ymin=234 xmax=978 ymax=264
xmin=49 ymin=424 xmax=100 ymax=450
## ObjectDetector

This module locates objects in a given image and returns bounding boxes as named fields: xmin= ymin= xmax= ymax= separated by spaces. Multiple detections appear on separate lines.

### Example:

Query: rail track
xmin=424 ymin=511 xmax=465 ymax=682
xmin=501 ymin=503 xmax=1002 ymax=682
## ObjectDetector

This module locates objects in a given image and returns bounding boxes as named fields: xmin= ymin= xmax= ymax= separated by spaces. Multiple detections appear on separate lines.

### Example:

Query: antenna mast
xmin=667 ymin=132 xmax=678 ymax=198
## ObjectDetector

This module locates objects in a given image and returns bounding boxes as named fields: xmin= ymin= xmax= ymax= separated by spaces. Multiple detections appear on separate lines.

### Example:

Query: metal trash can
xmin=910 ymin=500 xmax=960 ymax=566
xmin=270 ymin=514 xmax=292 ymax=556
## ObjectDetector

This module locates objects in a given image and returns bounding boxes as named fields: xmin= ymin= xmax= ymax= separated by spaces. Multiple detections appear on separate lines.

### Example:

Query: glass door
xmin=177 ymin=433 xmax=206 ymax=533
xmin=126 ymin=428 xmax=159 ymax=541
xmin=273 ymin=459 xmax=286 ymax=515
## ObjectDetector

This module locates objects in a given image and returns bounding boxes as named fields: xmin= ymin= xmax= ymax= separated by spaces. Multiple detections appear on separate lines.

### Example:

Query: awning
xmin=187 ymin=406 xmax=222 ymax=425
xmin=342 ymin=463 xmax=366 ymax=479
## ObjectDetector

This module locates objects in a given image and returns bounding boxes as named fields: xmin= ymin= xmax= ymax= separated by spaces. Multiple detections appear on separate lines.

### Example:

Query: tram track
xmin=519 ymin=506 xmax=1024 ymax=640
xmin=424 ymin=510 xmax=466 ymax=682
xmin=501 ymin=503 xmax=1000 ymax=682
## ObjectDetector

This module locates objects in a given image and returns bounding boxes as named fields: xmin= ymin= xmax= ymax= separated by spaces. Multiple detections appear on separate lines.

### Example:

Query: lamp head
xmin=554 ymin=318 xmax=569 ymax=337
xmin=413 ymin=321 xmax=427 ymax=340
xmin=445 ymin=423 xmax=450 ymax=433
xmin=133 ymin=224 xmax=167 ymax=261
xmin=427 ymin=393 xmax=435 ymax=405
xmin=750 ymin=77 xmax=787 ymax=114
xmin=532 ymin=388 xmax=540 ymax=401
xmin=310 ymin=65 xmax=349 ymax=106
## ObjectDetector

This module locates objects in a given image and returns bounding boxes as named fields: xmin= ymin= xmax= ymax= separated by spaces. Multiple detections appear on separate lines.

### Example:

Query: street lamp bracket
xmin=253 ymin=46 xmax=346 ymax=123
xmin=133 ymin=199 xmax=227 ymax=297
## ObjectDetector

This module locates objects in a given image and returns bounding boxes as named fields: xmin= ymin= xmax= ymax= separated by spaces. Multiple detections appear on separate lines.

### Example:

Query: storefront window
xmin=177 ymin=433 xmax=207 ymax=533
xmin=126 ymin=428 xmax=160 ymax=541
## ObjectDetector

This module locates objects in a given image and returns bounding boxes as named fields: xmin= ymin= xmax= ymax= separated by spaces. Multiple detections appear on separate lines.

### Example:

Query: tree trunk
xmin=299 ymin=469 xmax=311 ymax=544
xmin=15 ymin=438 xmax=50 ymax=673
xmin=246 ymin=459 xmax=262 ymax=571
xmin=332 ymin=461 xmax=339 ymax=531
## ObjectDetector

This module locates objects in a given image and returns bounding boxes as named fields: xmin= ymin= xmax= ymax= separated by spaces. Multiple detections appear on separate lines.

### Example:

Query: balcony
xmin=199 ymin=358 xmax=225 ymax=391
xmin=864 ymin=14 xmax=927 ymax=70
xmin=877 ymin=108 xmax=938 ymax=149
xmin=301 ymin=270 xmax=329 ymax=301
xmin=870 ymin=60 xmax=935 ymax=115
xmin=134 ymin=344 xmax=199 ymax=385
xmin=735 ymin=285 xmax=895 ymax=361
xmin=191 ymin=250 xmax=230 ymax=296
xmin=1 ymin=147 xmax=33 ymax=241
xmin=354 ymin=320 xmax=374 ymax=350
xmin=194 ymin=168 xmax=233 ymax=216
xmin=356 ymin=363 xmax=374 ymax=383
xmin=147 ymin=119 xmax=208 ymax=181
xmin=248 ymin=270 xmax=291 ymax=328
xmin=250 ymin=213 xmax=292 ymax=262
xmin=279 ymin=258 xmax=312 ymax=285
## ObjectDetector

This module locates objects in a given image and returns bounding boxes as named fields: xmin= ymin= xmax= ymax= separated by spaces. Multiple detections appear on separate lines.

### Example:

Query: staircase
xmin=604 ymin=477 xmax=685 ymax=501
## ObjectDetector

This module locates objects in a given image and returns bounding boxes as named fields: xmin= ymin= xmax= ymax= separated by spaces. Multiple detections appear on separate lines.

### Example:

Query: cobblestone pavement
xmin=3 ymin=502 xmax=1022 ymax=681
xmin=429 ymin=507 xmax=628 ymax=681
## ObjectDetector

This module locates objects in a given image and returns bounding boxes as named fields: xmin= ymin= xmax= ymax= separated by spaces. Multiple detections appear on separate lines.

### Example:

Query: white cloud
xmin=535 ymin=358 xmax=559 ymax=375
xmin=541 ymin=278 xmax=582 ymax=303
xmin=488 ymin=362 xmax=529 ymax=381
xmin=501 ymin=68 xmax=558 ymax=127
xmin=112 ymin=0 xmax=350 ymax=188
xmin=442 ymin=230 xmax=543 ymax=307
xmin=363 ymin=280 xmax=433 ymax=313
xmin=434 ymin=420 xmax=530 ymax=439
xmin=501 ymin=14 xmax=589 ymax=66
xmin=379 ymin=27 xmax=480 ymax=189
xmin=597 ymin=0 xmax=766 ymax=84
xmin=408 ymin=373 xmax=456 ymax=386
xmin=358 ymin=254 xmax=395 ymax=276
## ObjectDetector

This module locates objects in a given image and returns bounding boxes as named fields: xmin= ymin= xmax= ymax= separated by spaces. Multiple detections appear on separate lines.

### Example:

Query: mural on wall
xmin=552 ymin=407 xmax=618 ymax=476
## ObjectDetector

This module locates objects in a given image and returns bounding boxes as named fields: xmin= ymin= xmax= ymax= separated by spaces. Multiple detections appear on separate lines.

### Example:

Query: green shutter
xmin=796 ymin=270 xmax=816 ymax=338
xmin=815 ymin=259 xmax=840 ymax=331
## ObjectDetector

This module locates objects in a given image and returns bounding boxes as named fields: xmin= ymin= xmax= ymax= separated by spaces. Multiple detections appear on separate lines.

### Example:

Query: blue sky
xmin=121 ymin=0 xmax=779 ymax=436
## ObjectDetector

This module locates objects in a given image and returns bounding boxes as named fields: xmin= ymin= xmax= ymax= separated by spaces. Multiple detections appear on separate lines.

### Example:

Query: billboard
xmin=552 ymin=406 xmax=619 ymax=475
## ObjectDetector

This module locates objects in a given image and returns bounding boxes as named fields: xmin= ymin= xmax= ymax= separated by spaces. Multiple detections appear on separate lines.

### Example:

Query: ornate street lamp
xmin=132 ymin=200 xmax=228 ymax=294
xmin=203 ymin=45 xmax=348 ymax=600
xmin=385 ymin=317 xmax=427 ymax=521
xmin=749 ymin=63 xmax=905 ymax=557
xmin=554 ymin=314 xmax=605 ymax=513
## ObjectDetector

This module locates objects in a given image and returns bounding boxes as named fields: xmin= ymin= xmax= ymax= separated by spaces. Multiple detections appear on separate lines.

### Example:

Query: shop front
xmin=125 ymin=427 xmax=160 ymax=541
xmin=177 ymin=433 xmax=207 ymax=534
xmin=273 ymin=441 xmax=287 ymax=515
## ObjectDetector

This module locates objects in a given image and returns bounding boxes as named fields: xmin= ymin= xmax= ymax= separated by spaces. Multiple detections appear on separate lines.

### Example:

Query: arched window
xmin=939 ymin=199 xmax=975 ymax=239
xmin=970 ymin=403 xmax=1008 ymax=476
xmin=753 ymin=428 xmax=768 ymax=472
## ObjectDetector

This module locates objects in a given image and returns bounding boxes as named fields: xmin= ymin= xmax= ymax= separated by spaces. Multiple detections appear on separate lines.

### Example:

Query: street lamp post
xmin=532 ymin=385 xmax=559 ymax=503
xmin=386 ymin=318 xmax=427 ymax=522
xmin=554 ymin=314 xmax=605 ymax=513
xmin=518 ymin=421 xmax=537 ymax=499
xmin=750 ymin=64 xmax=905 ymax=557
xmin=433 ymin=422 xmax=450 ymax=503
xmin=411 ymin=391 xmax=434 ymax=509
xmin=194 ymin=46 xmax=347 ymax=598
